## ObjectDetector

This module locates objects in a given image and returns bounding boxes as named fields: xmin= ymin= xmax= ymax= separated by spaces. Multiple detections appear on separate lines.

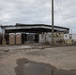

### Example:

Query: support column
xmin=52 ymin=0 xmax=54 ymax=45
xmin=2 ymin=28 xmax=6 ymax=45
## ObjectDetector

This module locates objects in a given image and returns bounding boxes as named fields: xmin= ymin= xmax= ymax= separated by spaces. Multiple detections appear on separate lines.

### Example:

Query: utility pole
xmin=52 ymin=0 xmax=54 ymax=45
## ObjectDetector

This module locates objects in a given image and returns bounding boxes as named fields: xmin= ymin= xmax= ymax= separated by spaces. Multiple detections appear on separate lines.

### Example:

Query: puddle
xmin=15 ymin=58 xmax=76 ymax=75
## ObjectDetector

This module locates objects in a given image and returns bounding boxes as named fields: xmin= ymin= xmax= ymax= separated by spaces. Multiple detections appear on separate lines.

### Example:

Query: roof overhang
xmin=1 ymin=23 xmax=69 ymax=33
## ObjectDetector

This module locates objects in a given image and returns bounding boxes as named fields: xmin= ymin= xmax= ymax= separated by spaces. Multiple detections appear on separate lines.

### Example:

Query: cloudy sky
xmin=0 ymin=0 xmax=76 ymax=33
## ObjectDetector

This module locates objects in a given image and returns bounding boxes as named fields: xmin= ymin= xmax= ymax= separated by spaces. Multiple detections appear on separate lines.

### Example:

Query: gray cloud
xmin=0 ymin=0 xmax=76 ymax=33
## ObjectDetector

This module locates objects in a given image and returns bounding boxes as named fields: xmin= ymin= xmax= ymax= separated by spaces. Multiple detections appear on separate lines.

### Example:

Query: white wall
xmin=39 ymin=34 xmax=45 ymax=43
xmin=39 ymin=33 xmax=52 ymax=43
xmin=46 ymin=34 xmax=52 ymax=43
xmin=64 ymin=34 xmax=76 ymax=40
xmin=64 ymin=34 xmax=69 ymax=40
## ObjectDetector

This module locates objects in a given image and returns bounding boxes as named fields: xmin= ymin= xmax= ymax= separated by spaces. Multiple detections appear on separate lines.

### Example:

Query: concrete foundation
xmin=2 ymin=38 xmax=6 ymax=45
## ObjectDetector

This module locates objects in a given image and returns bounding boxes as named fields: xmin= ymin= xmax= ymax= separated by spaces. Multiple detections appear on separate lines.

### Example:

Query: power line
xmin=18 ymin=0 xmax=51 ymax=23
xmin=19 ymin=0 xmax=48 ymax=14
xmin=22 ymin=0 xmax=39 ymax=13
xmin=54 ymin=0 xmax=71 ymax=28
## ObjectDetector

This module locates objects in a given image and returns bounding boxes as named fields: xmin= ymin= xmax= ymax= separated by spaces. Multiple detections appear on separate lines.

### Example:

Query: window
xmin=69 ymin=36 xmax=72 ymax=39
xmin=65 ymin=35 xmax=67 ymax=37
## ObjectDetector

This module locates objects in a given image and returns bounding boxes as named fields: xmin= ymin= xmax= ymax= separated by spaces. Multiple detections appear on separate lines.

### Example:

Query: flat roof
xmin=1 ymin=23 xmax=69 ymax=30
xmin=0 ymin=23 xmax=69 ymax=33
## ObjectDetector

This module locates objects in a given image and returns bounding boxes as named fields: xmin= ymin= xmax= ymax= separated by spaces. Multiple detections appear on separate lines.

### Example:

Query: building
xmin=64 ymin=34 xmax=76 ymax=45
xmin=0 ymin=23 xmax=69 ymax=45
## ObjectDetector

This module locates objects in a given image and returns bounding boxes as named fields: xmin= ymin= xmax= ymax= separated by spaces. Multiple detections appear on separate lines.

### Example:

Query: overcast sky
xmin=0 ymin=0 xmax=76 ymax=33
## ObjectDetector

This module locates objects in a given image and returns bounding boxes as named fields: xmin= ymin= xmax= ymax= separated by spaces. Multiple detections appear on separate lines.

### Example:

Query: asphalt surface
xmin=14 ymin=58 xmax=76 ymax=75
xmin=0 ymin=46 xmax=76 ymax=75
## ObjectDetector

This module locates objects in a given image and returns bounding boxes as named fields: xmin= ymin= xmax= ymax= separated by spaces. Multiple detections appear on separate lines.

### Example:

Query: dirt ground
xmin=0 ymin=45 xmax=76 ymax=75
